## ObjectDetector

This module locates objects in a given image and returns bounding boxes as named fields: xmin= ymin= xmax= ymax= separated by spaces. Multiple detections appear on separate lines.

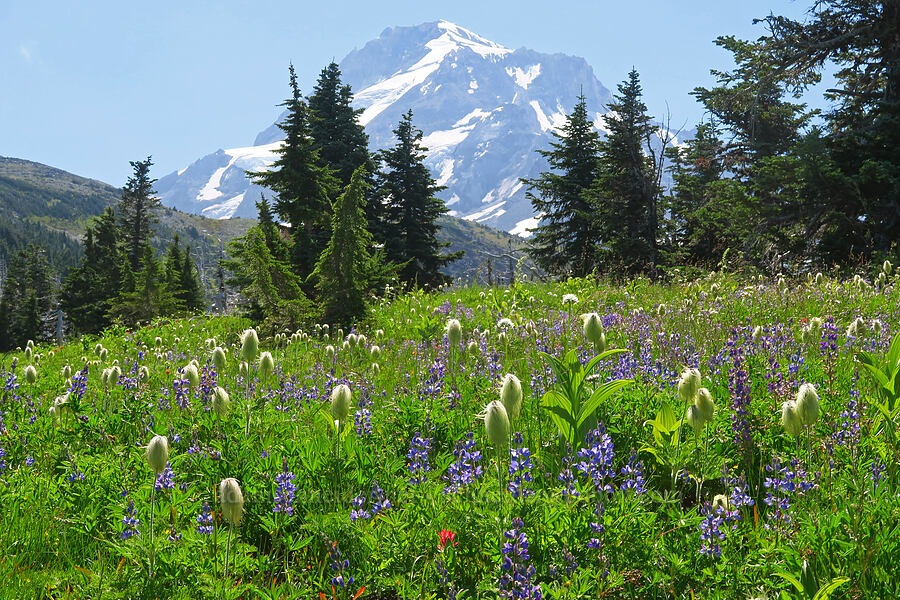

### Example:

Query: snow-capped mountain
xmin=156 ymin=20 xmax=617 ymax=234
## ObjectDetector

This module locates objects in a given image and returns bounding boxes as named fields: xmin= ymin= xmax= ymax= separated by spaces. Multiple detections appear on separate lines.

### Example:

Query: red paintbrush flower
xmin=438 ymin=529 xmax=457 ymax=550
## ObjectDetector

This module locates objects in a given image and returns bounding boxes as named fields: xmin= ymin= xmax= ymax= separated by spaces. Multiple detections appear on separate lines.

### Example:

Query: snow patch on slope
xmin=510 ymin=216 xmax=540 ymax=237
xmin=506 ymin=64 xmax=541 ymax=89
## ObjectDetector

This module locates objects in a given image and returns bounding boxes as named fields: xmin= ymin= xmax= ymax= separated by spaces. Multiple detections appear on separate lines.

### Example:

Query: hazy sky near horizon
xmin=2 ymin=0 xmax=828 ymax=186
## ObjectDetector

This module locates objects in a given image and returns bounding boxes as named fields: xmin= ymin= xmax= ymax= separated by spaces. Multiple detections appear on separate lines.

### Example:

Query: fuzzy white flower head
xmin=23 ymin=364 xmax=37 ymax=384
xmin=883 ymin=260 xmax=893 ymax=276
xmin=183 ymin=363 xmax=200 ymax=388
xmin=686 ymin=405 xmax=704 ymax=434
xmin=497 ymin=318 xmax=515 ymax=330
xmin=212 ymin=386 xmax=230 ymax=419
xmin=330 ymin=384 xmax=352 ymax=423
xmin=347 ymin=333 xmax=358 ymax=348
xmin=561 ymin=293 xmax=578 ymax=306
xmin=146 ymin=435 xmax=169 ymax=474
xmin=814 ymin=272 xmax=824 ymax=285
xmin=219 ymin=478 xmax=244 ymax=526
xmin=212 ymin=346 xmax=227 ymax=373
xmin=677 ymin=367 xmax=702 ymax=404
xmin=258 ymin=351 xmax=275 ymax=381
xmin=795 ymin=382 xmax=820 ymax=426
xmin=695 ymin=387 xmax=715 ymax=422
xmin=240 ymin=328 xmax=259 ymax=364
xmin=325 ymin=345 xmax=335 ymax=360
xmin=781 ymin=402 xmax=803 ymax=437
xmin=500 ymin=373 xmax=523 ymax=421
xmin=484 ymin=400 xmax=510 ymax=447
xmin=98 ymin=348 xmax=109 ymax=362
xmin=61 ymin=365 xmax=72 ymax=379
xmin=467 ymin=340 xmax=479 ymax=356
xmin=370 ymin=345 xmax=382 ymax=361
xmin=582 ymin=313 xmax=604 ymax=346
xmin=238 ymin=361 xmax=249 ymax=380
xmin=751 ymin=326 xmax=762 ymax=342
xmin=139 ymin=365 xmax=150 ymax=381
xmin=446 ymin=319 xmax=462 ymax=347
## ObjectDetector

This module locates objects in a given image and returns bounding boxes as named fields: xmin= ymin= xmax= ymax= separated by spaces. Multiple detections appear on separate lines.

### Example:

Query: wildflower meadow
xmin=1 ymin=267 xmax=899 ymax=599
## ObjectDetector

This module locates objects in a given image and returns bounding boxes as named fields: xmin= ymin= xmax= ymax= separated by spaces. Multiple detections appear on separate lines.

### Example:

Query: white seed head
xmin=139 ymin=365 xmax=150 ymax=381
xmin=467 ymin=340 xmax=479 ymax=355
xmin=884 ymin=260 xmax=893 ymax=276
xmin=752 ymin=326 xmax=762 ymax=342
xmin=154 ymin=336 xmax=163 ymax=347
xmin=347 ymin=333 xmax=358 ymax=348
xmin=370 ymin=345 xmax=382 ymax=361
xmin=146 ymin=435 xmax=169 ymax=474
xmin=497 ymin=318 xmax=514 ymax=330
xmin=240 ymin=328 xmax=259 ymax=364
xmin=500 ymin=373 xmax=523 ymax=420
xmin=23 ymin=364 xmax=37 ymax=384
xmin=446 ymin=319 xmax=462 ymax=346
xmin=61 ymin=365 xmax=72 ymax=379
xmin=24 ymin=347 xmax=33 ymax=362
xmin=713 ymin=494 xmax=731 ymax=511
xmin=686 ymin=405 xmax=704 ymax=434
xmin=330 ymin=384 xmax=352 ymax=423
xmin=108 ymin=365 xmax=122 ymax=387
xmin=357 ymin=334 xmax=367 ymax=348
xmin=795 ymin=383 xmax=820 ymax=426
xmin=238 ymin=361 xmax=249 ymax=380
xmin=375 ymin=329 xmax=384 ymax=340
xmin=582 ymin=313 xmax=604 ymax=346
xmin=325 ymin=345 xmax=335 ymax=360
xmin=562 ymin=293 xmax=578 ymax=305
xmin=371 ymin=362 xmax=380 ymax=376
xmin=212 ymin=346 xmax=227 ymax=373
xmin=678 ymin=367 xmax=702 ymax=404
xmin=695 ymin=388 xmax=715 ymax=422
xmin=212 ymin=386 xmax=230 ymax=419
xmin=484 ymin=400 xmax=510 ymax=447
xmin=815 ymin=272 xmax=824 ymax=285
xmin=183 ymin=363 xmax=200 ymax=388
xmin=99 ymin=348 xmax=108 ymax=362
xmin=497 ymin=332 xmax=508 ymax=345
xmin=781 ymin=402 xmax=803 ymax=437
xmin=258 ymin=351 xmax=275 ymax=381
xmin=219 ymin=478 xmax=244 ymax=526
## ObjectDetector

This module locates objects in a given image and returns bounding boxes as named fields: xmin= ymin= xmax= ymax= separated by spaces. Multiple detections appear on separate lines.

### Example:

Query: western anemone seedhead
xmin=781 ymin=402 xmax=803 ymax=437
xmin=108 ymin=365 xmax=122 ymax=387
xmin=330 ymin=384 xmax=352 ymax=423
xmin=695 ymin=387 xmax=715 ymax=422
xmin=370 ymin=345 xmax=382 ymax=361
xmin=446 ymin=319 xmax=462 ymax=347
xmin=240 ymin=328 xmax=259 ymax=364
xmin=219 ymin=478 xmax=244 ymax=526
xmin=99 ymin=348 xmax=109 ymax=362
xmin=24 ymin=347 xmax=33 ymax=362
xmin=238 ymin=361 xmax=249 ymax=380
xmin=686 ymin=405 xmax=704 ymax=434
xmin=884 ymin=260 xmax=893 ymax=276
xmin=815 ymin=272 xmax=824 ymax=285
xmin=582 ymin=312 xmax=604 ymax=346
xmin=484 ymin=400 xmax=510 ymax=447
xmin=325 ymin=345 xmax=335 ymax=360
xmin=61 ymin=365 xmax=72 ymax=379
xmin=678 ymin=367 xmax=702 ymax=404
xmin=23 ymin=364 xmax=37 ymax=384
xmin=139 ymin=365 xmax=150 ymax=381
xmin=259 ymin=351 xmax=275 ymax=381
xmin=183 ymin=363 xmax=200 ymax=388
xmin=146 ymin=435 xmax=169 ymax=474
xmin=795 ymin=382 xmax=820 ymax=426
xmin=212 ymin=386 xmax=230 ymax=419
xmin=500 ymin=373 xmax=523 ymax=420
xmin=212 ymin=346 xmax=227 ymax=373
xmin=467 ymin=340 xmax=479 ymax=355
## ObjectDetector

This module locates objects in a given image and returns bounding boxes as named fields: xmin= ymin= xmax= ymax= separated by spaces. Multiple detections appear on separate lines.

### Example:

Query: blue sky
xmin=1 ymin=0 xmax=828 ymax=186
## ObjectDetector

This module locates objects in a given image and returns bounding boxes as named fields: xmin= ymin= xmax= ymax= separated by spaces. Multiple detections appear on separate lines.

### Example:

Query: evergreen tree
xmin=109 ymin=244 xmax=177 ymax=326
xmin=589 ymin=70 xmax=663 ymax=276
xmin=0 ymin=292 xmax=11 ymax=352
xmin=118 ymin=157 xmax=160 ymax=271
xmin=249 ymin=64 xmax=338 ymax=284
xmin=179 ymin=246 xmax=204 ymax=311
xmin=308 ymin=62 xmax=374 ymax=189
xmin=522 ymin=95 xmax=602 ymax=276
xmin=61 ymin=207 xmax=124 ymax=334
xmin=311 ymin=167 xmax=381 ymax=323
xmin=374 ymin=110 xmax=462 ymax=288
xmin=255 ymin=194 xmax=288 ymax=262
xmin=0 ymin=245 xmax=55 ymax=347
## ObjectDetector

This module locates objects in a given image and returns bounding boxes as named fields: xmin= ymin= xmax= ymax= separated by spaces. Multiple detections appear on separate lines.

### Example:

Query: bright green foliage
xmin=523 ymin=94 xmax=601 ymax=276
xmin=373 ymin=110 xmax=462 ymax=288
xmin=118 ymin=157 xmax=161 ymax=271
xmin=249 ymin=64 xmax=338 ymax=284
xmin=540 ymin=348 xmax=631 ymax=448
xmin=108 ymin=244 xmax=178 ymax=325
xmin=590 ymin=70 xmax=662 ymax=276
xmin=311 ymin=167 xmax=386 ymax=324
xmin=254 ymin=194 xmax=288 ymax=262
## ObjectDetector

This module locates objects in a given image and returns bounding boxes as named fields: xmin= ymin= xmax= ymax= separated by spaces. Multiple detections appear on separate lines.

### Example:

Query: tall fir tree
xmin=0 ymin=245 xmax=55 ymax=348
xmin=522 ymin=95 xmax=602 ymax=276
xmin=374 ymin=110 xmax=462 ymax=288
xmin=118 ymin=157 xmax=160 ymax=271
xmin=109 ymin=244 xmax=178 ymax=326
xmin=589 ymin=70 xmax=663 ymax=276
xmin=255 ymin=194 xmax=288 ymax=262
xmin=249 ymin=64 xmax=338 ymax=285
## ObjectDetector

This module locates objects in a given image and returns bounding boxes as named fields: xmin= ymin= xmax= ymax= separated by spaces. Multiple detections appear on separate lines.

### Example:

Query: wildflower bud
xmin=375 ymin=329 xmax=384 ymax=340
xmin=357 ymin=334 xmax=367 ymax=348
xmin=467 ymin=340 xmax=479 ymax=355
xmin=154 ymin=336 xmax=162 ymax=347
xmin=239 ymin=361 xmax=249 ymax=380
xmin=815 ymin=272 xmax=824 ymax=285
xmin=656 ymin=304 xmax=666 ymax=316
xmin=94 ymin=343 xmax=103 ymax=355
xmin=23 ymin=364 xmax=37 ymax=384
xmin=330 ymin=384 xmax=352 ymax=423
xmin=370 ymin=345 xmax=382 ymax=361
xmin=884 ymin=260 xmax=893 ymax=276
xmin=593 ymin=332 xmax=607 ymax=354
xmin=139 ymin=365 xmax=150 ymax=381
xmin=146 ymin=435 xmax=169 ymax=474
xmin=342 ymin=340 xmax=350 ymax=352
xmin=872 ymin=319 xmax=883 ymax=335
xmin=500 ymin=373 xmax=523 ymax=420
xmin=212 ymin=346 xmax=227 ymax=373
xmin=24 ymin=347 xmax=33 ymax=362
xmin=686 ymin=405 xmax=704 ymax=434
xmin=99 ymin=348 xmax=108 ymax=362
xmin=498 ymin=332 xmax=508 ymax=345
xmin=582 ymin=313 xmax=604 ymax=346
xmin=219 ymin=478 xmax=244 ymax=526
xmin=372 ymin=362 xmax=380 ymax=376
xmin=795 ymin=382 xmax=820 ymax=426
xmin=101 ymin=368 xmax=110 ymax=388
xmin=695 ymin=387 xmax=715 ymax=422
xmin=212 ymin=386 xmax=230 ymax=419
xmin=61 ymin=365 xmax=72 ymax=379
xmin=347 ymin=333 xmax=358 ymax=348
xmin=108 ymin=365 xmax=122 ymax=387
xmin=484 ymin=400 xmax=510 ymax=447
xmin=678 ymin=367 xmax=702 ymax=404
xmin=336 ymin=328 xmax=344 ymax=340
xmin=781 ymin=401 xmax=803 ymax=437
xmin=325 ymin=345 xmax=335 ymax=360
xmin=446 ymin=319 xmax=462 ymax=347
xmin=258 ymin=351 xmax=275 ymax=381
xmin=26 ymin=339 xmax=35 ymax=350
xmin=183 ymin=363 xmax=200 ymax=388
xmin=240 ymin=328 xmax=259 ymax=364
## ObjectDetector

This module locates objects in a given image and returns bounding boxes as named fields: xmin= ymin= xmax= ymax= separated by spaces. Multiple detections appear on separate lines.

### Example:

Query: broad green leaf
xmin=886 ymin=331 xmax=900 ymax=370
xmin=577 ymin=379 xmax=632 ymax=429
xmin=584 ymin=348 xmax=628 ymax=376
xmin=656 ymin=402 xmax=679 ymax=433
xmin=812 ymin=577 xmax=850 ymax=600
xmin=773 ymin=571 xmax=805 ymax=594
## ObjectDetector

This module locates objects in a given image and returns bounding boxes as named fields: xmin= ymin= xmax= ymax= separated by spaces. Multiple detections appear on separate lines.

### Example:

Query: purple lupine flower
xmin=406 ymin=432 xmax=432 ymax=485
xmin=173 ymin=377 xmax=190 ymax=410
xmin=0 ymin=447 xmax=7 ymax=473
xmin=68 ymin=366 xmax=88 ymax=402
xmin=196 ymin=502 xmax=214 ymax=535
xmin=350 ymin=481 xmax=391 ymax=521
xmin=699 ymin=503 xmax=726 ymax=558
xmin=575 ymin=423 xmax=616 ymax=492
xmin=273 ymin=465 xmax=296 ymax=516
xmin=167 ymin=528 xmax=182 ymax=542
xmin=763 ymin=458 xmax=816 ymax=533
xmin=355 ymin=408 xmax=372 ymax=437
xmin=620 ymin=450 xmax=647 ymax=494
xmin=499 ymin=518 xmax=542 ymax=599
xmin=726 ymin=330 xmax=752 ymax=446
xmin=507 ymin=432 xmax=534 ymax=498
xmin=120 ymin=500 xmax=140 ymax=539
xmin=443 ymin=432 xmax=484 ymax=493
xmin=154 ymin=462 xmax=175 ymax=491
xmin=327 ymin=540 xmax=354 ymax=588
xmin=871 ymin=458 xmax=886 ymax=489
